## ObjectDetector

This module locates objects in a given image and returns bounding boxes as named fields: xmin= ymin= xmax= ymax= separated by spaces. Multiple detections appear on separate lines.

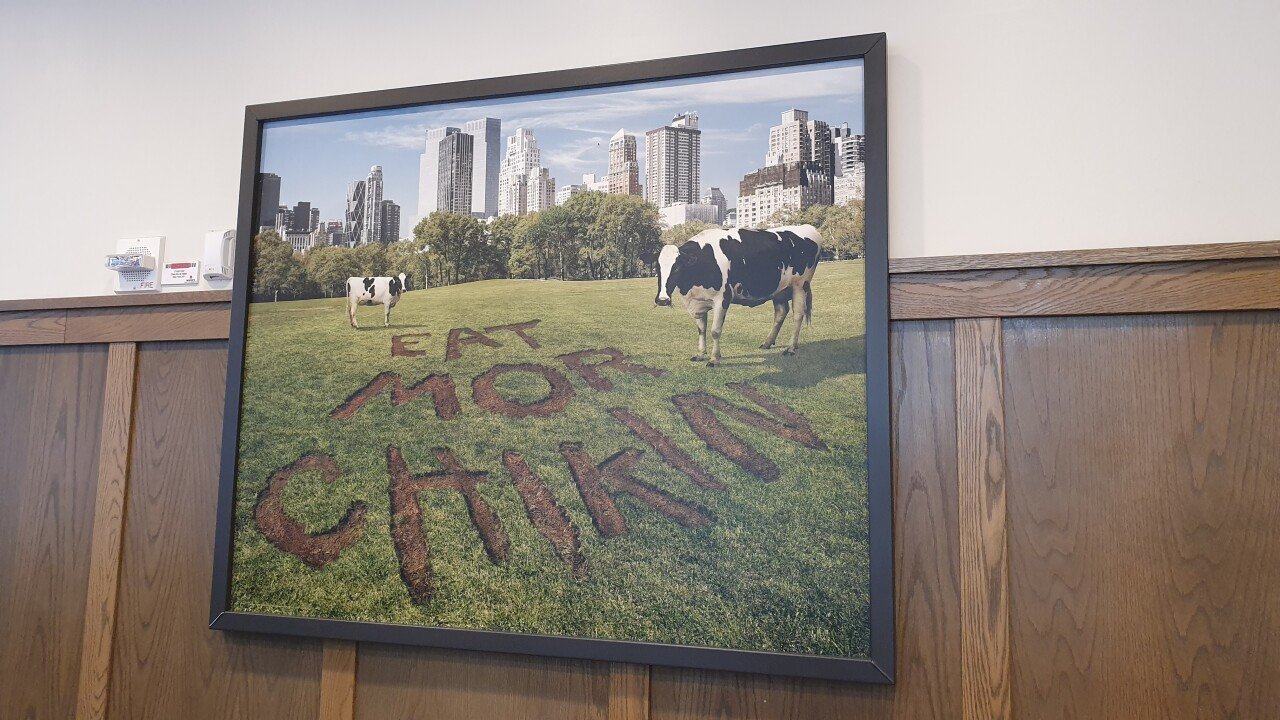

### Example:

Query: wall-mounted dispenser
xmin=202 ymin=229 xmax=235 ymax=282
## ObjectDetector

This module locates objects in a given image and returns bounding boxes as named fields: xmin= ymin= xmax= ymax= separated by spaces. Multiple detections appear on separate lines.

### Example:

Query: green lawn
xmin=231 ymin=260 xmax=870 ymax=658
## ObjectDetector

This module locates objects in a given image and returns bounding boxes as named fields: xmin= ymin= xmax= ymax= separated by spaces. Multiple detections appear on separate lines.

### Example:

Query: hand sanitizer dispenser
xmin=202 ymin=229 xmax=236 ymax=281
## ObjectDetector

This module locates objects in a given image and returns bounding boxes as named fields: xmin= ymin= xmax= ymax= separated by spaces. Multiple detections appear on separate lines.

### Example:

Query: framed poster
xmin=212 ymin=33 xmax=891 ymax=683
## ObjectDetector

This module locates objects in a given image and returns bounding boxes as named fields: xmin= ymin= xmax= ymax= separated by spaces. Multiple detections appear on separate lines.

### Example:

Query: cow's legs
xmin=383 ymin=302 xmax=391 ymax=327
xmin=782 ymin=283 xmax=806 ymax=355
xmin=348 ymin=298 xmax=359 ymax=329
xmin=690 ymin=312 xmax=708 ymax=361
xmin=708 ymin=295 xmax=729 ymax=367
xmin=760 ymin=297 xmax=790 ymax=349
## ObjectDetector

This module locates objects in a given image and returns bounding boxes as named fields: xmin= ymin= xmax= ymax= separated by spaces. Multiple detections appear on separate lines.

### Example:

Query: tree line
xmin=250 ymin=190 xmax=866 ymax=302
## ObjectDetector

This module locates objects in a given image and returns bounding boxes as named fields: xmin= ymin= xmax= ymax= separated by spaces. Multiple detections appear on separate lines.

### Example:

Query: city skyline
xmin=258 ymin=58 xmax=863 ymax=235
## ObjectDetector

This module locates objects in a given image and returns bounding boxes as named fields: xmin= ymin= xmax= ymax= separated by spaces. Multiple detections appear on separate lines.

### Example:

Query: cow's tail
xmin=804 ymin=281 xmax=813 ymax=325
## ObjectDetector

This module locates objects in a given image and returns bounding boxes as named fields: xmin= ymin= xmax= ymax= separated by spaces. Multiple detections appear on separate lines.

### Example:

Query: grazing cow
xmin=655 ymin=225 xmax=821 ymax=366
xmin=347 ymin=273 xmax=407 ymax=328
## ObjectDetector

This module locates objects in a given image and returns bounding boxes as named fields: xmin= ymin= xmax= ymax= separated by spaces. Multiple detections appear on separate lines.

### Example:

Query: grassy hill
xmin=231 ymin=260 xmax=871 ymax=658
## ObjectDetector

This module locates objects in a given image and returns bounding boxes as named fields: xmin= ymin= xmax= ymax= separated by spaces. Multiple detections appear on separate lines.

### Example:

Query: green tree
xmin=415 ymin=211 xmax=484 ymax=286
xmin=383 ymin=239 xmax=427 ymax=291
xmin=590 ymin=193 xmax=661 ymax=279
xmin=250 ymin=230 xmax=308 ymax=301
xmin=304 ymin=245 xmax=361 ymax=297
xmin=662 ymin=221 xmax=717 ymax=246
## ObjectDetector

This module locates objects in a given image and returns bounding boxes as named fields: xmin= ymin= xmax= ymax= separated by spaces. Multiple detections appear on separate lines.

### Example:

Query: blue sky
xmin=260 ymin=59 xmax=863 ymax=232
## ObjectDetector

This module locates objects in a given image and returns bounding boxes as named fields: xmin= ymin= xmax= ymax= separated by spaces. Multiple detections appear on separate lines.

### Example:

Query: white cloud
xmin=542 ymin=135 xmax=609 ymax=175
xmin=342 ymin=123 xmax=428 ymax=151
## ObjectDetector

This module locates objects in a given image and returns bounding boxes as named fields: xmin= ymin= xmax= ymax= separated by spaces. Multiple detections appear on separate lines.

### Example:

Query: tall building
xmin=345 ymin=180 xmax=365 ymax=244
xmin=379 ymin=200 xmax=401 ymax=243
xmin=437 ymin=131 xmax=474 ymax=215
xmin=289 ymin=201 xmax=312 ymax=233
xmin=418 ymin=126 xmax=458 ymax=223
xmin=702 ymin=187 xmax=727 ymax=225
xmin=583 ymin=173 xmax=608 ymax=192
xmin=363 ymin=166 xmax=384 ymax=246
xmin=257 ymin=173 xmax=281 ymax=228
xmin=735 ymin=161 xmax=830 ymax=228
xmin=462 ymin=118 xmax=501 ymax=217
xmin=659 ymin=202 xmax=721 ymax=227
xmin=830 ymin=123 xmax=866 ymax=176
xmin=498 ymin=129 xmax=554 ymax=217
xmin=606 ymin=129 xmax=642 ymax=195
xmin=766 ymin=109 xmax=834 ymax=203
xmin=645 ymin=112 xmax=701 ymax=208
xmin=274 ymin=205 xmax=290 ymax=234
xmin=309 ymin=207 xmax=320 ymax=232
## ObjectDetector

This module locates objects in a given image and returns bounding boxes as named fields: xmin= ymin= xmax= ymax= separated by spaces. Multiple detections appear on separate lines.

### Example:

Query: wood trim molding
xmin=75 ymin=342 xmax=139 ymax=720
xmin=319 ymin=640 xmax=358 ymax=720
xmin=954 ymin=319 xmax=1012 ymax=720
xmin=889 ymin=239 xmax=1280 ymax=274
xmin=2 ymin=243 xmax=1279 ymax=346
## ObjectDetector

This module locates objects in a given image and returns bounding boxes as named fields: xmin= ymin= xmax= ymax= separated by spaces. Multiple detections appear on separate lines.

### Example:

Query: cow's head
xmin=655 ymin=241 xmax=712 ymax=306
xmin=390 ymin=272 xmax=407 ymax=295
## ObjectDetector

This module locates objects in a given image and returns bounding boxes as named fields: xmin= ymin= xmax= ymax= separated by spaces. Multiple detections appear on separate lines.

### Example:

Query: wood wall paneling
xmin=649 ymin=320 xmax=962 ymax=719
xmin=355 ymin=645 xmax=613 ymax=719
xmin=953 ymin=319 xmax=1013 ymax=720
xmin=320 ymin=641 xmax=358 ymax=720
xmin=0 ymin=344 xmax=108 ymax=719
xmin=107 ymin=341 xmax=322 ymax=719
xmin=0 ymin=309 xmax=66 ymax=344
xmin=1002 ymin=312 xmax=1280 ymax=719
xmin=76 ymin=343 xmax=138 ymax=720
xmin=64 ymin=304 xmax=232 ymax=344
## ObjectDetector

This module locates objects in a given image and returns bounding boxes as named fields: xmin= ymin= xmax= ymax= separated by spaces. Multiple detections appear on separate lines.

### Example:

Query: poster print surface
xmin=223 ymin=45 xmax=884 ymax=675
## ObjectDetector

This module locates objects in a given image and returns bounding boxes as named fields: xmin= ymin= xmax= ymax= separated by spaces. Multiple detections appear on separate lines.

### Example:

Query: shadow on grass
xmin=753 ymin=335 xmax=867 ymax=388
xmin=348 ymin=324 xmax=432 ymax=332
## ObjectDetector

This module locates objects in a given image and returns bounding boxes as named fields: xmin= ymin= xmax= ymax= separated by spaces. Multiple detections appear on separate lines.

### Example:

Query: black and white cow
xmin=346 ymin=273 xmax=407 ymax=328
xmin=655 ymin=224 xmax=821 ymax=366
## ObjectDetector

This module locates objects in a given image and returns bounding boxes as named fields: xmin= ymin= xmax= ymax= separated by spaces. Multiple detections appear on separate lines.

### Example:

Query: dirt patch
xmin=672 ymin=382 xmax=827 ymax=482
xmin=607 ymin=408 xmax=723 ymax=491
xmin=386 ymin=445 xmax=511 ymax=605
xmin=485 ymin=320 xmax=543 ymax=349
xmin=502 ymin=450 xmax=587 ymax=579
xmin=330 ymin=371 xmax=460 ymax=421
xmin=557 ymin=348 xmax=665 ymax=391
xmin=253 ymin=453 xmax=367 ymax=569
xmin=471 ymin=363 xmax=575 ymax=418
xmin=559 ymin=441 xmax=712 ymax=537
xmin=445 ymin=327 xmax=502 ymax=361
xmin=391 ymin=333 xmax=431 ymax=357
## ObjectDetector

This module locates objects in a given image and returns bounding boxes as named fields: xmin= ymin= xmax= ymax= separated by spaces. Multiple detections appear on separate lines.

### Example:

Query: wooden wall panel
xmin=355 ymin=644 xmax=613 ymax=718
xmin=107 ymin=340 xmax=322 ymax=719
xmin=649 ymin=320 xmax=962 ymax=719
xmin=1002 ymin=312 xmax=1280 ymax=719
xmin=0 ymin=344 xmax=108 ymax=719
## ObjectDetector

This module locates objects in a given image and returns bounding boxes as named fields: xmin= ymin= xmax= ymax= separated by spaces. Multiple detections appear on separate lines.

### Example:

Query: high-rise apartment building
xmin=462 ymin=118 xmax=501 ymax=217
xmin=379 ymin=200 xmax=401 ymax=243
xmin=257 ymin=173 xmax=281 ymax=228
xmin=437 ymin=131 xmax=474 ymax=215
xmin=363 ymin=165 xmax=384 ymax=246
xmin=830 ymin=123 xmax=866 ymax=176
xmin=766 ymin=109 xmax=834 ymax=203
xmin=645 ymin=112 xmax=701 ymax=208
xmin=289 ymin=201 xmax=312 ymax=233
xmin=498 ymin=129 xmax=554 ymax=217
xmin=418 ymin=126 xmax=458 ymax=223
xmin=702 ymin=187 xmax=727 ymax=225
xmin=345 ymin=180 xmax=365 ymax=244
xmin=606 ymin=129 xmax=642 ymax=195
xmin=735 ymin=161 xmax=830 ymax=228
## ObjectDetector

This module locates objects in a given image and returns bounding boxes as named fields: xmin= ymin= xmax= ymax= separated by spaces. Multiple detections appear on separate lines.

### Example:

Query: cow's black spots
xmin=720 ymin=230 xmax=789 ymax=304
xmin=559 ymin=442 xmax=712 ymax=537
xmin=471 ymin=363 xmax=575 ymax=418
xmin=672 ymin=382 xmax=827 ymax=482
xmin=254 ymin=453 xmax=367 ymax=569
xmin=386 ymin=446 xmax=510 ymax=605
xmin=363 ymin=277 xmax=375 ymax=294
xmin=445 ymin=327 xmax=501 ymax=361
xmin=608 ymin=408 xmax=723 ymax=490
xmin=502 ymin=451 xmax=587 ymax=579
xmin=557 ymin=348 xmax=664 ymax=391
xmin=330 ymin=371 xmax=460 ymax=420
xmin=670 ymin=241 xmax=723 ymax=295
xmin=389 ymin=276 xmax=402 ymax=296
xmin=777 ymin=230 xmax=820 ymax=273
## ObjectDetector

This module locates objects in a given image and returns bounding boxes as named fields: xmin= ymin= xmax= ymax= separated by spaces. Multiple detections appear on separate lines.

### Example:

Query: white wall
xmin=2 ymin=0 xmax=1278 ymax=301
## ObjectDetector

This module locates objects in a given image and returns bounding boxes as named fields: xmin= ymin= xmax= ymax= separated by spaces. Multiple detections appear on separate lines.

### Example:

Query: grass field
xmin=231 ymin=260 xmax=869 ymax=658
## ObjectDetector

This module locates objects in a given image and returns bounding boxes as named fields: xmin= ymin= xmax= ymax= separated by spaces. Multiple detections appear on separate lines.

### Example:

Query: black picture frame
xmin=211 ymin=33 xmax=892 ymax=684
